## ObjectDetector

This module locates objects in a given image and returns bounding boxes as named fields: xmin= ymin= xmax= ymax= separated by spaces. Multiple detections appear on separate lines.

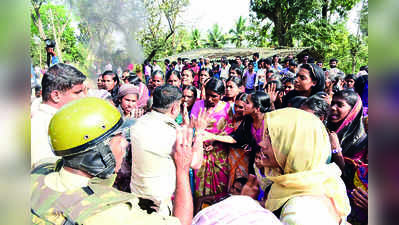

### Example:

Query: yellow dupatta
xmin=263 ymin=108 xmax=351 ymax=219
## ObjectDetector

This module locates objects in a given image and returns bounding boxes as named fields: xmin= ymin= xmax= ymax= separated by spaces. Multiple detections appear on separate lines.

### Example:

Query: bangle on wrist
xmin=332 ymin=147 xmax=342 ymax=154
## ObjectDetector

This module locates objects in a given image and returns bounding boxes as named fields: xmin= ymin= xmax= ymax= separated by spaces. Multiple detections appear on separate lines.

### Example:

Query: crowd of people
xmin=30 ymin=52 xmax=368 ymax=225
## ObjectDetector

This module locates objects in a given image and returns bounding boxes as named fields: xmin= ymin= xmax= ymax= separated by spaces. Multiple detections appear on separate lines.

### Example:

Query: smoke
xmin=66 ymin=0 xmax=146 ymax=72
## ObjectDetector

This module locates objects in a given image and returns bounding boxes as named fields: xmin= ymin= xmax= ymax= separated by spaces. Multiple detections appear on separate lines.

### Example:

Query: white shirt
xmin=31 ymin=103 xmax=60 ymax=168
xmin=220 ymin=64 xmax=230 ymax=80
xmin=153 ymin=64 xmax=162 ymax=72
xmin=130 ymin=111 xmax=178 ymax=215
xmin=176 ymin=63 xmax=184 ymax=72
xmin=192 ymin=195 xmax=282 ymax=225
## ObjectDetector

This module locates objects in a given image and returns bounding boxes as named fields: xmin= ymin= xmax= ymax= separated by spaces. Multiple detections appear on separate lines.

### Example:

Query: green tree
xmin=321 ymin=0 xmax=361 ymax=21
xmin=30 ymin=2 xmax=84 ymax=67
xmin=205 ymin=24 xmax=226 ymax=48
xmin=250 ymin=0 xmax=361 ymax=47
xmin=246 ymin=14 xmax=273 ymax=47
xmin=290 ymin=20 xmax=367 ymax=74
xmin=190 ymin=28 xmax=202 ymax=49
xmin=139 ymin=0 xmax=189 ymax=62
xmin=359 ymin=0 xmax=368 ymax=36
xmin=229 ymin=16 xmax=247 ymax=48
xmin=168 ymin=27 xmax=191 ymax=55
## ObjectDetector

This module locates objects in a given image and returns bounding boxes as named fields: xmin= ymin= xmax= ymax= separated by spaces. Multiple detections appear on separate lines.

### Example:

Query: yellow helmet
xmin=49 ymin=97 xmax=122 ymax=156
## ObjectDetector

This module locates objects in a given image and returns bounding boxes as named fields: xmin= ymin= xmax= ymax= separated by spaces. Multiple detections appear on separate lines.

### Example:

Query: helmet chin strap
xmin=63 ymin=140 xmax=116 ymax=179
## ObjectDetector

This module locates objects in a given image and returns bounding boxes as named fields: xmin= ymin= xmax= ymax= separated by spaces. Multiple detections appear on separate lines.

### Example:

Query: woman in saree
xmin=190 ymin=78 xmax=234 ymax=208
xmin=251 ymin=108 xmax=351 ymax=224
xmin=222 ymin=76 xmax=244 ymax=105
xmin=327 ymin=89 xmax=368 ymax=224
xmin=226 ymin=92 xmax=250 ymax=192
xmin=327 ymin=89 xmax=367 ymax=162
xmin=203 ymin=91 xmax=272 ymax=175
xmin=282 ymin=63 xmax=325 ymax=107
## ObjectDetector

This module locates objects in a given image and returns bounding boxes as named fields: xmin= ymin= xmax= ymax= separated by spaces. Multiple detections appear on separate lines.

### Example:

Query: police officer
xmin=31 ymin=97 xmax=193 ymax=225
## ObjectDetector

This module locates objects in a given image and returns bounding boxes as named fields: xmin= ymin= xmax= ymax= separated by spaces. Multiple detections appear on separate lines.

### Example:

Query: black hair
xmin=200 ymin=67 xmax=213 ymax=76
xmin=283 ymin=58 xmax=290 ymax=64
xmin=266 ymin=80 xmax=283 ymax=91
xmin=289 ymin=60 xmax=297 ymax=66
xmin=354 ymin=75 xmax=368 ymax=97
xmin=283 ymin=77 xmax=295 ymax=84
xmin=34 ymin=85 xmax=41 ymax=92
xmin=345 ymin=74 xmax=356 ymax=81
xmin=301 ymin=94 xmax=329 ymax=120
xmin=205 ymin=77 xmax=225 ymax=96
xmin=166 ymin=70 xmax=181 ymax=82
xmin=177 ymin=57 xmax=182 ymax=61
xmin=164 ymin=59 xmax=170 ymax=64
xmin=313 ymin=91 xmax=329 ymax=99
xmin=212 ymin=64 xmax=220 ymax=70
xmin=151 ymin=70 xmax=164 ymax=80
xmin=288 ymin=96 xmax=308 ymax=108
xmin=264 ymin=58 xmax=272 ymax=65
xmin=308 ymin=57 xmax=315 ymax=64
xmin=250 ymin=91 xmax=271 ymax=113
xmin=330 ymin=58 xmax=338 ymax=63
xmin=235 ymin=92 xmax=248 ymax=102
xmin=102 ymin=70 xmax=120 ymax=87
xmin=333 ymin=89 xmax=359 ymax=108
xmin=253 ymin=52 xmax=259 ymax=58
xmin=182 ymin=68 xmax=194 ymax=78
xmin=182 ymin=85 xmax=198 ymax=100
xmin=359 ymin=65 xmax=368 ymax=73
xmin=300 ymin=63 xmax=325 ymax=95
xmin=226 ymin=76 xmax=243 ymax=87
xmin=41 ymin=63 xmax=86 ymax=102
xmin=126 ymin=74 xmax=141 ymax=86
xmin=229 ymin=67 xmax=243 ymax=77
xmin=152 ymin=85 xmax=182 ymax=113
xmin=234 ymin=177 xmax=248 ymax=186
xmin=248 ymin=60 xmax=254 ymax=66
xmin=171 ymin=61 xmax=177 ymax=66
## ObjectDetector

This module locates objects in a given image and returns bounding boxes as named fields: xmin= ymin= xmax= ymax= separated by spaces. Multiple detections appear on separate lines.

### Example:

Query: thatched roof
xmin=162 ymin=47 xmax=311 ymax=61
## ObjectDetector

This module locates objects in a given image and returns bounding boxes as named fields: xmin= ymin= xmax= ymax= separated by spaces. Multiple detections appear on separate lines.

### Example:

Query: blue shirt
xmin=244 ymin=71 xmax=256 ymax=89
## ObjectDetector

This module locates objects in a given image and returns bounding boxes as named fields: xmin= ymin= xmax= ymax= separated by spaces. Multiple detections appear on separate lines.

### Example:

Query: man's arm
xmin=173 ymin=127 xmax=193 ymax=225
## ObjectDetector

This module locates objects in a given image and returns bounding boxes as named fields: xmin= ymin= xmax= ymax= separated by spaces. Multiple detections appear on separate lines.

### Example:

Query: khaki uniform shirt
xmin=31 ymin=103 xmax=60 ymax=168
xmin=44 ymin=168 xmax=180 ymax=225
xmin=130 ymin=111 xmax=178 ymax=216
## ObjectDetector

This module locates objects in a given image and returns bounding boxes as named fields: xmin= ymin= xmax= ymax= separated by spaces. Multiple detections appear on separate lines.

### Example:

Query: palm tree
xmin=206 ymin=24 xmax=226 ymax=48
xmin=190 ymin=28 xmax=202 ymax=49
xmin=229 ymin=16 xmax=247 ymax=48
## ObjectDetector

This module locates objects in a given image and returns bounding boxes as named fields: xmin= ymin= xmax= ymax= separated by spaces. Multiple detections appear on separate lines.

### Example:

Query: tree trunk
xmin=32 ymin=7 xmax=47 ymax=40
xmin=145 ymin=30 xmax=175 ymax=62
xmin=273 ymin=5 xmax=292 ymax=47
xmin=274 ymin=19 xmax=291 ymax=47
xmin=322 ymin=0 xmax=329 ymax=21
xmin=48 ymin=9 xmax=63 ymax=62
xmin=39 ymin=44 xmax=42 ymax=67
xmin=146 ymin=49 xmax=157 ymax=63
xmin=352 ymin=56 xmax=356 ymax=74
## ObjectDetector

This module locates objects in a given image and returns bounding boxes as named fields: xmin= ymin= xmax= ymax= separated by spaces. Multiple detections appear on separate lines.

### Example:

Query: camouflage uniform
xmin=31 ymin=164 xmax=180 ymax=225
